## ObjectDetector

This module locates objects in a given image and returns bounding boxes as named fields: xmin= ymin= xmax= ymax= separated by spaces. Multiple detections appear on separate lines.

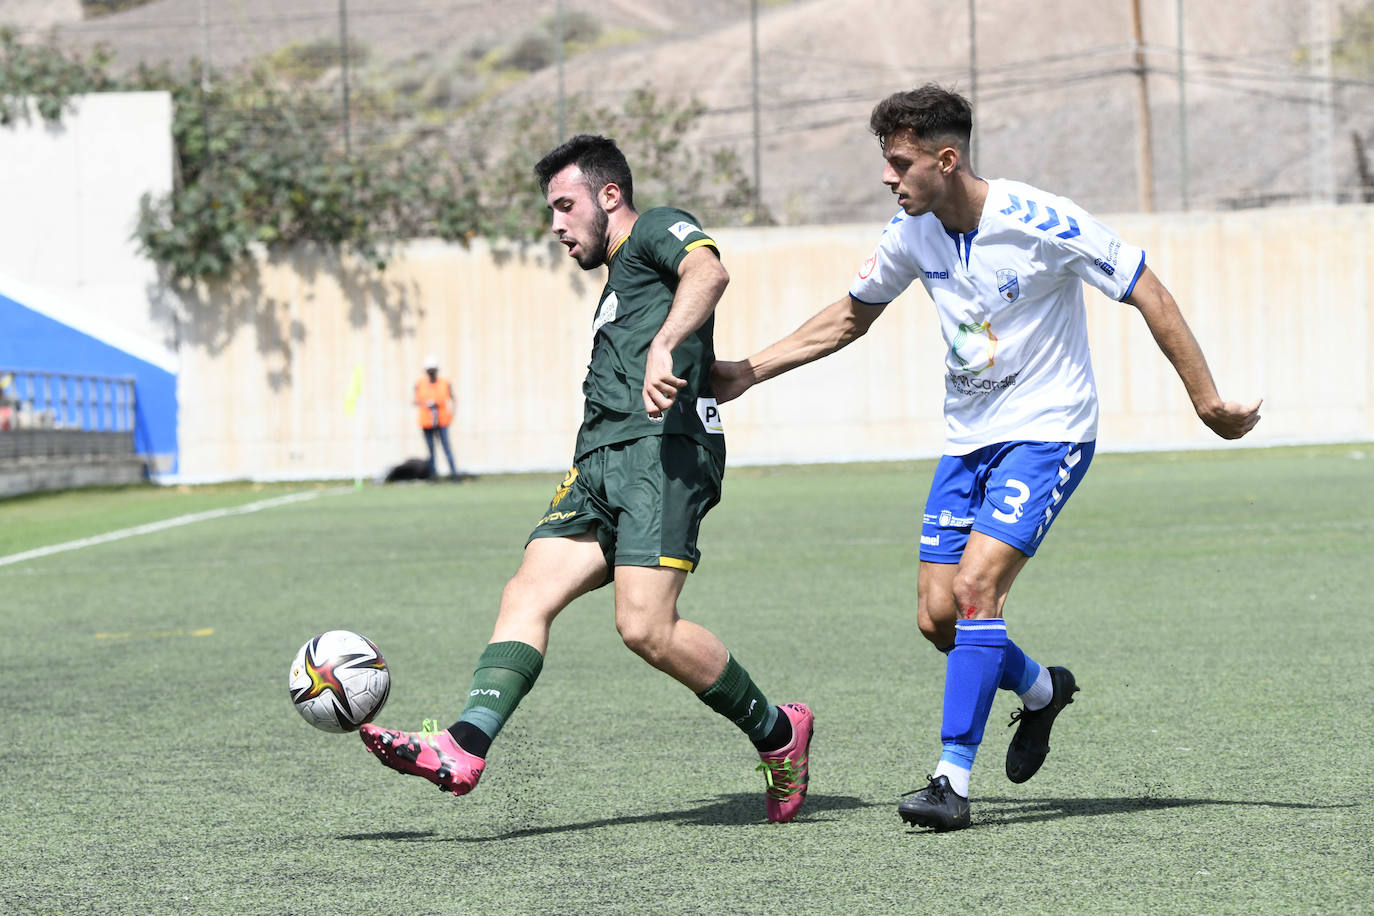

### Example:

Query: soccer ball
xmin=288 ymin=630 xmax=391 ymax=733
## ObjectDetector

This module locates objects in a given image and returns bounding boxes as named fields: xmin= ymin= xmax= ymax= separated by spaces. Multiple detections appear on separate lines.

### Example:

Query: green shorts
xmin=529 ymin=435 xmax=724 ymax=576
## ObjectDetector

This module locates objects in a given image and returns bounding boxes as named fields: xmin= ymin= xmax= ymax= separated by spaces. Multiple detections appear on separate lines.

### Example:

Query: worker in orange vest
xmin=414 ymin=354 xmax=459 ymax=480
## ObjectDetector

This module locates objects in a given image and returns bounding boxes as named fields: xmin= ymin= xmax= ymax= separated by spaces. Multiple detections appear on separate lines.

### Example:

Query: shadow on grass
xmin=338 ymin=792 xmax=880 ymax=843
xmin=958 ymin=794 xmax=1358 ymax=829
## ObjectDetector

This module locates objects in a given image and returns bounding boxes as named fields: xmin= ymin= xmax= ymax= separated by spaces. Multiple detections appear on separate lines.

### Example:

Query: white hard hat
xmin=423 ymin=354 xmax=440 ymax=370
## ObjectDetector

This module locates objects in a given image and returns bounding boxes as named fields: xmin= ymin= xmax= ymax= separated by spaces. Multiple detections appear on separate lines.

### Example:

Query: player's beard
xmin=574 ymin=203 xmax=610 ymax=270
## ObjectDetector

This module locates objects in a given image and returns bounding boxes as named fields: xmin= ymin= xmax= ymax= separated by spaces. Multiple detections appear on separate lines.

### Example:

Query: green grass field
xmin=2 ymin=445 xmax=1371 ymax=914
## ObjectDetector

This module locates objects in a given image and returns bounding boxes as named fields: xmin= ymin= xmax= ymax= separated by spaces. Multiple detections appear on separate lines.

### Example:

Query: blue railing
xmin=0 ymin=369 xmax=138 ymax=461
xmin=0 ymin=368 xmax=136 ymax=433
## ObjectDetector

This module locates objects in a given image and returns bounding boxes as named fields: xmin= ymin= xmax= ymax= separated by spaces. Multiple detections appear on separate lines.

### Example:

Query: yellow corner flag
xmin=344 ymin=365 xmax=364 ymax=417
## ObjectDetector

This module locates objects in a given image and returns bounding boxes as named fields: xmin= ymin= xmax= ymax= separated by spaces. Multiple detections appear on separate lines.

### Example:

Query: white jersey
xmin=849 ymin=178 xmax=1145 ymax=455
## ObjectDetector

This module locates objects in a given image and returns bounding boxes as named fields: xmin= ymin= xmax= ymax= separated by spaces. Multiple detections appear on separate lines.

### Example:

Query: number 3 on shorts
xmin=991 ymin=479 xmax=1031 ymax=523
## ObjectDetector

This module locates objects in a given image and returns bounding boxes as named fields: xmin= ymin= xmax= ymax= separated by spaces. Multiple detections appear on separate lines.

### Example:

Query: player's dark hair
xmin=533 ymin=134 xmax=635 ymax=208
xmin=869 ymin=84 xmax=973 ymax=154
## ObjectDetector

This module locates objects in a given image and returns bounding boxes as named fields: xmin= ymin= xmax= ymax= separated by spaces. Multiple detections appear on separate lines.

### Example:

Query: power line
xmin=30 ymin=0 xmax=511 ymax=36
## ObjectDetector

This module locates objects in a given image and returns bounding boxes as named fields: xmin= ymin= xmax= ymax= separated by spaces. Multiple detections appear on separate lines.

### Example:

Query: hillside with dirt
xmin=7 ymin=0 xmax=1373 ymax=223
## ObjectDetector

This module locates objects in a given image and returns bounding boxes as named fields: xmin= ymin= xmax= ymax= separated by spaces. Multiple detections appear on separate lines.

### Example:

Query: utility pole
xmin=1308 ymin=0 xmax=1335 ymax=204
xmin=1130 ymin=0 xmax=1155 ymax=212
xmin=338 ymin=0 xmax=351 ymax=156
xmin=556 ymin=0 xmax=566 ymax=141
xmin=1176 ymin=0 xmax=1188 ymax=210
xmin=199 ymin=0 xmax=211 ymax=163
xmin=968 ymin=0 xmax=977 ymax=166
xmin=750 ymin=0 xmax=762 ymax=222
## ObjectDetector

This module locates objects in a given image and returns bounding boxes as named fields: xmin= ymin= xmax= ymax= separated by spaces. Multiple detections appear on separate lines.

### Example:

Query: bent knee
xmin=951 ymin=569 xmax=1001 ymax=618
xmin=917 ymin=613 xmax=951 ymax=647
xmin=616 ymin=618 xmax=672 ymax=666
xmin=917 ymin=586 xmax=959 ymax=647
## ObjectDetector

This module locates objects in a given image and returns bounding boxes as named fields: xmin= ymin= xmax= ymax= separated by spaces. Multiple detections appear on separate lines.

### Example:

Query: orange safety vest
xmin=415 ymin=376 xmax=453 ymax=429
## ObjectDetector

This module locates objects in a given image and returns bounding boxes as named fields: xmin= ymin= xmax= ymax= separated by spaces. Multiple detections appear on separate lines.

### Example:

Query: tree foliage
xmin=1333 ymin=1 xmax=1374 ymax=76
xmin=0 ymin=26 xmax=115 ymax=123
xmin=0 ymin=28 xmax=762 ymax=285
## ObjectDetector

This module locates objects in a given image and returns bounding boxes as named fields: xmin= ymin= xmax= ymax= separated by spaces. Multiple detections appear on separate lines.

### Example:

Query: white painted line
xmin=0 ymin=490 xmax=337 ymax=568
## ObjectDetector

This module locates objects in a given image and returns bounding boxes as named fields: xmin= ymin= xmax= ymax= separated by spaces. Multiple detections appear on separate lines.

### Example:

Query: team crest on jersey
xmin=996 ymin=269 xmax=1019 ymax=302
xmin=551 ymin=468 xmax=578 ymax=508
xmin=667 ymin=221 xmax=702 ymax=241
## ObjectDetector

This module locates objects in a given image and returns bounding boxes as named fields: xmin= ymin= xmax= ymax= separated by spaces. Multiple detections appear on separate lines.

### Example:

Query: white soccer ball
xmin=288 ymin=630 xmax=391 ymax=733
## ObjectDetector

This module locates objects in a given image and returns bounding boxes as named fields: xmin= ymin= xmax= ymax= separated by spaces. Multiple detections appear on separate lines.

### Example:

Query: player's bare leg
xmin=492 ymin=531 xmax=610 ymax=654
xmin=614 ymin=564 xmax=813 ymax=823
xmin=360 ymin=533 xmax=608 ymax=795
xmin=613 ymin=565 xmax=725 ymax=690
xmin=917 ymin=536 xmax=1028 ymax=646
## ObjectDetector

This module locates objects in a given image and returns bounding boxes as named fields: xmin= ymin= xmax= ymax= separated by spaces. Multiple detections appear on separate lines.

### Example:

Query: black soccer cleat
xmin=1005 ymin=665 xmax=1079 ymax=784
xmin=898 ymin=774 xmax=971 ymax=831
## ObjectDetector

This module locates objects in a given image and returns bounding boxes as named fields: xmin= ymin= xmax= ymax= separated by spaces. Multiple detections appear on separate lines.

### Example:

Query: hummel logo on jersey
xmin=667 ymin=221 xmax=702 ymax=241
xmin=923 ymin=269 xmax=950 ymax=279
xmin=921 ymin=534 xmax=940 ymax=547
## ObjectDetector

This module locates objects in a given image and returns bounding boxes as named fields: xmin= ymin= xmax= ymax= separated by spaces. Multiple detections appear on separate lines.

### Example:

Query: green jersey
xmin=574 ymin=206 xmax=726 ymax=461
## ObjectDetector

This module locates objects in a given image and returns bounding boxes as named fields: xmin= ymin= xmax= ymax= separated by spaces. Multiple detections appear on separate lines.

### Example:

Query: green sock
xmin=451 ymin=640 xmax=545 ymax=744
xmin=696 ymin=654 xmax=777 ymax=741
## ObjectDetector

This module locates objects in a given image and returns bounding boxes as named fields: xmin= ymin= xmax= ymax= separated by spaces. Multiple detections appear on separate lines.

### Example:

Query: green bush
xmin=1 ymin=28 xmax=761 ymax=284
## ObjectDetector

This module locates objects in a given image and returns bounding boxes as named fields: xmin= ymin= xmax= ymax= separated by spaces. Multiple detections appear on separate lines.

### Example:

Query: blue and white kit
xmin=849 ymin=178 xmax=1146 ymax=455
xmin=849 ymin=178 xmax=1144 ymax=558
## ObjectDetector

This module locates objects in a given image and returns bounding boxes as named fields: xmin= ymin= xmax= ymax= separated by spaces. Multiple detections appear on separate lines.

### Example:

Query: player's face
xmin=546 ymin=165 xmax=610 ymax=270
xmin=881 ymin=131 xmax=946 ymax=217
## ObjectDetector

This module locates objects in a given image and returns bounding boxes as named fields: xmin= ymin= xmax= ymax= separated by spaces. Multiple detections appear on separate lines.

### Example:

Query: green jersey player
xmin=360 ymin=135 xmax=813 ymax=824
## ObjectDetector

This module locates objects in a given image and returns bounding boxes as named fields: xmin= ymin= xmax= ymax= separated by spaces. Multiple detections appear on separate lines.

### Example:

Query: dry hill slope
xmin=9 ymin=0 xmax=1372 ymax=221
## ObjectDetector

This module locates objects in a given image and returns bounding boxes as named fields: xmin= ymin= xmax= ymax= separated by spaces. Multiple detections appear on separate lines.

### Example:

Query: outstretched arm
xmin=643 ymin=246 xmax=730 ymax=417
xmin=1126 ymin=266 xmax=1261 ymax=439
xmin=712 ymin=295 xmax=887 ymax=404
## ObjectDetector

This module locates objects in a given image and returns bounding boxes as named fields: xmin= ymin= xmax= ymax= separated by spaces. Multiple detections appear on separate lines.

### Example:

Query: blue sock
xmin=999 ymin=638 xmax=1042 ymax=695
xmin=939 ymin=619 xmax=1009 ymax=768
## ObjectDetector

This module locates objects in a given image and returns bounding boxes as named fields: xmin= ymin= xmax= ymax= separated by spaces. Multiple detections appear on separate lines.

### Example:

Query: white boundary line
xmin=0 ymin=490 xmax=339 ymax=568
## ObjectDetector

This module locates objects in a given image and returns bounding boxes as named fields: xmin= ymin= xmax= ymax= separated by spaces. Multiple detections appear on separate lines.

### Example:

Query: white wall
xmin=0 ymin=91 xmax=175 ymax=354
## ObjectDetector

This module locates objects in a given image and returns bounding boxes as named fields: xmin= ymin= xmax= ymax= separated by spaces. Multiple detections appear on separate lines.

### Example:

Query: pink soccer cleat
xmin=756 ymin=702 xmax=814 ymax=823
xmin=360 ymin=723 xmax=485 ymax=796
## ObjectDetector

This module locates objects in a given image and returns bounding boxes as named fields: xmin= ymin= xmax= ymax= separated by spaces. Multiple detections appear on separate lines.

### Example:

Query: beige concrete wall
xmin=171 ymin=206 xmax=1374 ymax=482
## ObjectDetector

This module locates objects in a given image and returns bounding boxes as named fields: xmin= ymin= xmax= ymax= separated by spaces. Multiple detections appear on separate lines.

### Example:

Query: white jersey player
xmin=851 ymin=178 xmax=1145 ymax=453
xmin=713 ymin=84 xmax=1261 ymax=832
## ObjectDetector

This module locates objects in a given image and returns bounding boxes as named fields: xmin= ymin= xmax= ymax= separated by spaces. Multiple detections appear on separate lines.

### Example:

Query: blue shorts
xmin=919 ymin=440 xmax=1095 ymax=562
